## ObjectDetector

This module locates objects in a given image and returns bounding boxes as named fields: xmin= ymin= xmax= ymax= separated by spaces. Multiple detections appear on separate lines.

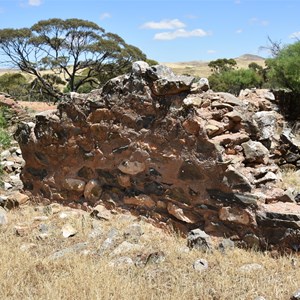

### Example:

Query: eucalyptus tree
xmin=0 ymin=18 xmax=147 ymax=100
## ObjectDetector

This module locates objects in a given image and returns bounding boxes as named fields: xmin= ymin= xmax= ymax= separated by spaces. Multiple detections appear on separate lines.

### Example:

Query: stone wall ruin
xmin=15 ymin=61 xmax=300 ymax=250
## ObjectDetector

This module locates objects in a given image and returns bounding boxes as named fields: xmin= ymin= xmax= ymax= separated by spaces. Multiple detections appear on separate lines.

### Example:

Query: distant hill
xmin=163 ymin=54 xmax=266 ymax=78
xmin=236 ymin=54 xmax=265 ymax=61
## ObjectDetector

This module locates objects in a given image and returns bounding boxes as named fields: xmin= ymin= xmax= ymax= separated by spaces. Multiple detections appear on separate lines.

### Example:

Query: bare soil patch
xmin=18 ymin=101 xmax=56 ymax=112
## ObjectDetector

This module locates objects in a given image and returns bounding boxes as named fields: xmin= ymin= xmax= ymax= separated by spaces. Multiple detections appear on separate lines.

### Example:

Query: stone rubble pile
xmin=13 ymin=61 xmax=300 ymax=251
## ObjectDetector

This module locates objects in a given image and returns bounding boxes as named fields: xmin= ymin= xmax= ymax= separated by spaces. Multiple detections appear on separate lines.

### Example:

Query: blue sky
xmin=0 ymin=0 xmax=299 ymax=62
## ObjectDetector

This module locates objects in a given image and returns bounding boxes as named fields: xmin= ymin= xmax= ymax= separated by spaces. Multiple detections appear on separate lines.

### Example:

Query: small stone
xmin=218 ymin=238 xmax=235 ymax=252
xmin=254 ymin=297 xmax=266 ymax=300
xmin=132 ymin=61 xmax=149 ymax=76
xmin=291 ymin=289 xmax=300 ymax=300
xmin=167 ymin=202 xmax=198 ymax=224
xmin=14 ymin=225 xmax=31 ymax=236
xmin=118 ymin=160 xmax=146 ymax=175
xmin=20 ymin=243 xmax=37 ymax=252
xmin=225 ymin=111 xmax=242 ymax=122
xmin=3 ymin=182 xmax=13 ymax=191
xmin=0 ymin=207 xmax=8 ymax=226
xmin=254 ymin=172 xmax=278 ymax=185
xmin=97 ymin=228 xmax=119 ymax=255
xmin=39 ymin=223 xmax=49 ymax=234
xmin=109 ymin=256 xmax=134 ymax=268
xmin=242 ymin=140 xmax=269 ymax=164
xmin=146 ymin=251 xmax=166 ymax=264
xmin=182 ymin=118 xmax=201 ymax=135
xmin=62 ymin=224 xmax=77 ymax=238
xmin=124 ymin=194 xmax=155 ymax=208
xmin=117 ymin=174 xmax=131 ymax=188
xmin=123 ymin=223 xmax=143 ymax=243
xmin=238 ymin=263 xmax=264 ymax=272
xmin=84 ymin=179 xmax=102 ymax=203
xmin=63 ymin=178 xmax=86 ymax=192
xmin=187 ymin=228 xmax=213 ymax=251
xmin=49 ymin=242 xmax=88 ymax=260
xmin=90 ymin=205 xmax=112 ymax=221
xmin=193 ymin=258 xmax=209 ymax=272
xmin=110 ymin=241 xmax=142 ymax=257
xmin=219 ymin=207 xmax=252 ymax=225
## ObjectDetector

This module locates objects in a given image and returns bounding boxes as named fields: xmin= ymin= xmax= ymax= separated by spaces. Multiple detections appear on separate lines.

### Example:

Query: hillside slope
xmin=163 ymin=54 xmax=265 ymax=78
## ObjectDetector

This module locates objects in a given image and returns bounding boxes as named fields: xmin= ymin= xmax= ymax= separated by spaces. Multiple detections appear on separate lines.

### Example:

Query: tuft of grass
xmin=0 ymin=106 xmax=12 ymax=150
xmin=280 ymin=168 xmax=300 ymax=190
xmin=0 ymin=129 xmax=12 ymax=149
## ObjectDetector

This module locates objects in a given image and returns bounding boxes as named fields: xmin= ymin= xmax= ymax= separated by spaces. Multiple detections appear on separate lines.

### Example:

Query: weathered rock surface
xmin=13 ymin=62 xmax=300 ymax=250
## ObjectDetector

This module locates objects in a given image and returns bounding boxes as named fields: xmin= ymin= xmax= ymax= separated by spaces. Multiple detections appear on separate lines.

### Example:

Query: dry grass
xmin=280 ymin=168 xmax=300 ymax=191
xmin=0 ymin=203 xmax=299 ymax=300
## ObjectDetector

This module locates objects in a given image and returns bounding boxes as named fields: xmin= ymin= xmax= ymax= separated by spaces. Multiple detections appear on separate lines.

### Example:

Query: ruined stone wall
xmin=15 ymin=62 xmax=300 ymax=250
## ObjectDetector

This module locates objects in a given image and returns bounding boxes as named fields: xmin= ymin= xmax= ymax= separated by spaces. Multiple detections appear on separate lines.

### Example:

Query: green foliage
xmin=0 ymin=107 xmax=12 ymax=149
xmin=266 ymin=41 xmax=300 ymax=92
xmin=0 ymin=18 xmax=149 ymax=100
xmin=0 ymin=73 xmax=30 ymax=100
xmin=209 ymin=68 xmax=263 ymax=95
xmin=0 ymin=129 xmax=11 ymax=149
xmin=208 ymin=58 xmax=237 ymax=74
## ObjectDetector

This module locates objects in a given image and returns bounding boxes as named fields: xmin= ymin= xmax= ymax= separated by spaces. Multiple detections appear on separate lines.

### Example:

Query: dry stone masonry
xmin=14 ymin=61 xmax=300 ymax=251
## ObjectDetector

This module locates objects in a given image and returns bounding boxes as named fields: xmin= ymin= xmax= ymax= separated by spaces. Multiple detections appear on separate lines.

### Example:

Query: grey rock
xmin=3 ymin=182 xmax=13 ymax=191
xmin=291 ymin=289 xmax=300 ymax=300
xmin=146 ymin=64 xmax=175 ymax=80
xmin=123 ymin=223 xmax=143 ymax=243
xmin=110 ymin=241 xmax=142 ymax=257
xmin=218 ymin=238 xmax=235 ymax=253
xmin=223 ymin=165 xmax=252 ymax=192
xmin=191 ymin=77 xmax=209 ymax=93
xmin=49 ymin=242 xmax=88 ymax=260
xmin=146 ymin=251 xmax=166 ymax=264
xmin=217 ymin=92 xmax=243 ymax=106
xmin=132 ymin=61 xmax=149 ymax=76
xmin=0 ymin=207 xmax=8 ymax=225
xmin=187 ymin=228 xmax=213 ymax=251
xmin=253 ymin=111 xmax=277 ymax=142
xmin=254 ymin=172 xmax=278 ymax=185
xmin=97 ymin=228 xmax=119 ymax=255
xmin=39 ymin=223 xmax=49 ymax=234
xmin=108 ymin=256 xmax=134 ymax=268
xmin=193 ymin=258 xmax=209 ymax=272
xmin=242 ymin=140 xmax=269 ymax=164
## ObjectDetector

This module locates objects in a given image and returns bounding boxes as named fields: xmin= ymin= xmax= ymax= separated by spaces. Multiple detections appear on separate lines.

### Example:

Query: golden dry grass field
xmin=0 ymin=201 xmax=300 ymax=300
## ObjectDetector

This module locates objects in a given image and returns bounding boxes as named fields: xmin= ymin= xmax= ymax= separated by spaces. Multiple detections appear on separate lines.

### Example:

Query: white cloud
xmin=100 ymin=12 xmax=111 ymax=20
xmin=141 ymin=19 xmax=186 ymax=30
xmin=235 ymin=0 xmax=241 ymax=4
xmin=154 ymin=29 xmax=210 ymax=40
xmin=207 ymin=50 xmax=217 ymax=54
xmin=28 ymin=0 xmax=42 ymax=6
xmin=236 ymin=29 xmax=243 ymax=34
xmin=289 ymin=31 xmax=300 ymax=39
